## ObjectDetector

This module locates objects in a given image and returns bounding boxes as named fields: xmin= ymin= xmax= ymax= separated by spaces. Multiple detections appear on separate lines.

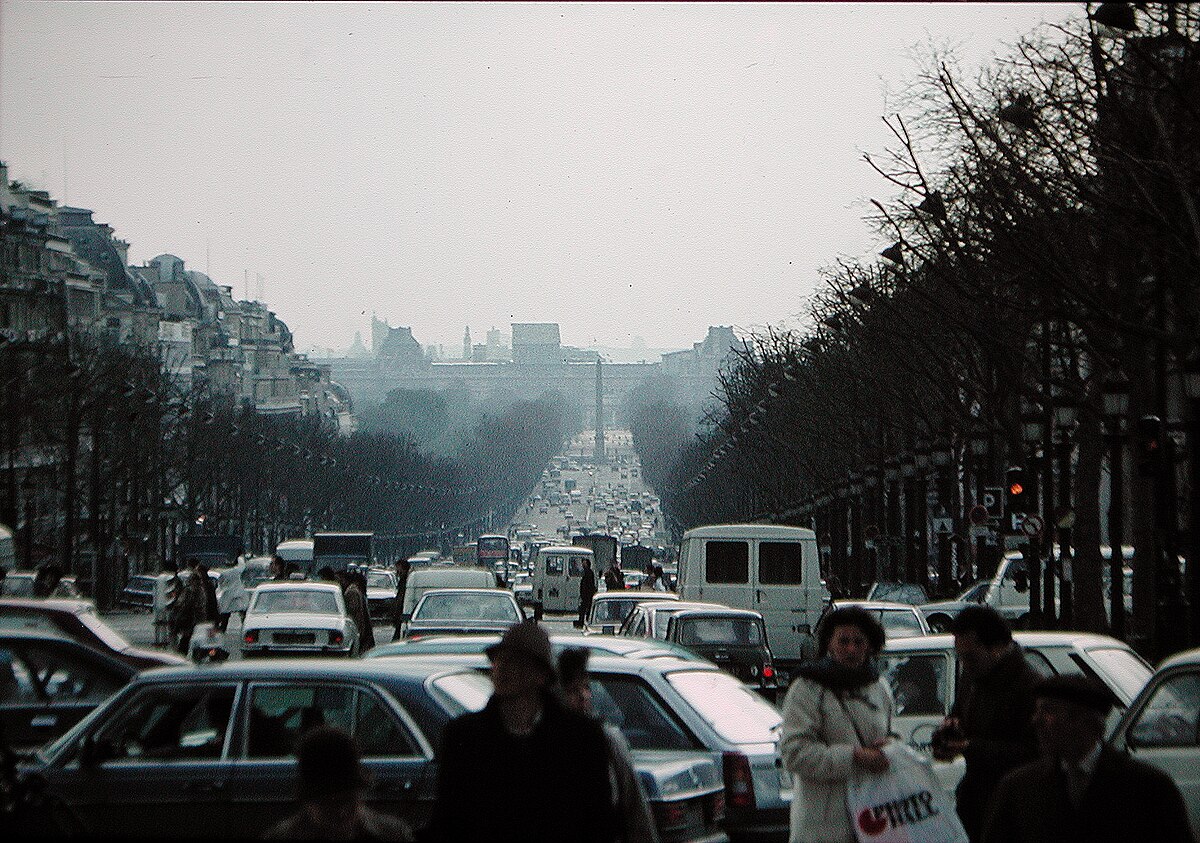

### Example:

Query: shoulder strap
xmin=836 ymin=692 xmax=869 ymax=748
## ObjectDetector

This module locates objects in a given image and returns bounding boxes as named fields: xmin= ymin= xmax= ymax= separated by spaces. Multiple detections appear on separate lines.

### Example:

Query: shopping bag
xmin=846 ymin=742 xmax=967 ymax=843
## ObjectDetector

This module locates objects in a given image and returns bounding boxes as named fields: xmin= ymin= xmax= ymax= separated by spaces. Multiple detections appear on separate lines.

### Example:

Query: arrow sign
xmin=1021 ymin=514 xmax=1045 ymax=539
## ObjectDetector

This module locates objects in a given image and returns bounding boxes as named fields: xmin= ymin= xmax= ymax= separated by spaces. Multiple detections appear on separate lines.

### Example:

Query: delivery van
xmin=531 ymin=545 xmax=595 ymax=615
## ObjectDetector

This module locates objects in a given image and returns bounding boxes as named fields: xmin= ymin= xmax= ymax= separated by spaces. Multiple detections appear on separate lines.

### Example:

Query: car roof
xmin=1156 ymin=646 xmax=1200 ymax=671
xmin=137 ymin=656 xmax=480 ymax=685
xmin=594 ymin=591 xmax=678 ymax=601
xmin=380 ymin=650 xmax=714 ymax=677
xmin=0 ymin=627 xmax=138 ymax=669
xmin=253 ymin=582 xmax=341 ymax=593
xmin=418 ymin=588 xmax=507 ymax=597
xmin=669 ymin=607 xmax=763 ymax=621
xmin=882 ymin=631 xmax=1133 ymax=653
xmin=681 ymin=524 xmax=814 ymax=540
xmin=646 ymin=601 xmax=726 ymax=612
xmin=0 ymin=597 xmax=93 ymax=615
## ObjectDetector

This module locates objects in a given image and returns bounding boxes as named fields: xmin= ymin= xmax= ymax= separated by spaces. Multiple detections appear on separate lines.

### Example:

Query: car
xmin=865 ymin=581 xmax=930 ymax=606
xmin=363 ymin=569 xmax=398 ymax=619
xmin=118 ymin=574 xmax=158 ymax=611
xmin=663 ymin=607 xmax=778 ymax=698
xmin=399 ymin=566 xmax=497 ymax=619
xmin=585 ymin=591 xmax=680 ymax=635
xmin=881 ymin=631 xmax=1152 ymax=797
xmin=367 ymin=631 xmax=710 ymax=664
xmin=0 ymin=598 xmax=187 ymax=670
xmin=240 ymin=582 xmax=358 ymax=657
xmin=1 ymin=571 xmax=89 ymax=603
xmin=0 ymin=629 xmax=137 ymax=753
xmin=1109 ymin=645 xmax=1200 ymax=839
xmin=402 ymin=588 xmax=524 ymax=638
xmin=916 ymin=582 xmax=990 ymax=632
xmin=510 ymin=572 xmax=534 ymax=607
xmin=811 ymin=600 xmax=931 ymax=653
xmin=619 ymin=601 xmax=732 ymax=641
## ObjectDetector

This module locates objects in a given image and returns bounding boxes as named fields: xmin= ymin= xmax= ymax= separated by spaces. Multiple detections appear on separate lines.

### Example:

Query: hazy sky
xmin=1 ymin=2 xmax=1074 ymax=354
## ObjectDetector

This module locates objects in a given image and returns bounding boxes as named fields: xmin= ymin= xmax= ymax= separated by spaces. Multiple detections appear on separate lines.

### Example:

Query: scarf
xmin=795 ymin=655 xmax=880 ymax=693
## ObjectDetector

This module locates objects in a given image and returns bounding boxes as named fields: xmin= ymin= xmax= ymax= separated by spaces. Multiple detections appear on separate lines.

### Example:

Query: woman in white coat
xmin=780 ymin=606 xmax=894 ymax=843
xmin=215 ymin=560 xmax=250 ymax=632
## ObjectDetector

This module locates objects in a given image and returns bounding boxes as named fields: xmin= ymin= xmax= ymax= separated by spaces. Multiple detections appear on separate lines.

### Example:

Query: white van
xmin=531 ymin=545 xmax=595 ymax=614
xmin=677 ymin=524 xmax=826 ymax=666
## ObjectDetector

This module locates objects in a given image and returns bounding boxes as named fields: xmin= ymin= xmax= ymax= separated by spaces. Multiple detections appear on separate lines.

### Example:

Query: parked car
xmin=0 ymin=598 xmax=187 ymax=670
xmin=916 ymin=582 xmax=990 ymax=632
xmin=402 ymin=588 xmax=524 ymax=638
xmin=1 ymin=571 xmax=88 ymax=603
xmin=815 ymin=600 xmax=931 ymax=642
xmin=1109 ymin=645 xmax=1200 ymax=839
xmin=865 ymin=581 xmax=929 ymax=606
xmin=585 ymin=591 xmax=680 ymax=635
xmin=0 ymin=629 xmax=136 ymax=753
xmin=118 ymin=574 xmax=158 ymax=611
xmin=240 ymin=582 xmax=358 ymax=657
xmin=881 ymin=631 xmax=1152 ymax=795
xmin=663 ymin=607 xmax=777 ymax=698
xmin=21 ymin=657 xmax=728 ymax=842
xmin=364 ymin=569 xmax=398 ymax=620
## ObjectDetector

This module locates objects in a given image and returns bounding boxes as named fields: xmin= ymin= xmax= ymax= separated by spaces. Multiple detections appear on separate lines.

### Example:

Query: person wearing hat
xmin=424 ymin=621 xmax=618 ymax=842
xmin=980 ymin=675 xmax=1192 ymax=843
xmin=263 ymin=725 xmax=413 ymax=840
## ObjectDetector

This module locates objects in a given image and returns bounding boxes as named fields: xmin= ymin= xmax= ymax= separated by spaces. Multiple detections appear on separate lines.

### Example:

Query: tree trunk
xmin=1073 ymin=406 xmax=1107 ymax=632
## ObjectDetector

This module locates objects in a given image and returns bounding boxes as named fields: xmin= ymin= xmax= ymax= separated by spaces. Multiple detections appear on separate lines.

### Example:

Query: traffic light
xmin=1134 ymin=415 xmax=1164 ymax=478
xmin=1005 ymin=466 xmax=1030 ymax=514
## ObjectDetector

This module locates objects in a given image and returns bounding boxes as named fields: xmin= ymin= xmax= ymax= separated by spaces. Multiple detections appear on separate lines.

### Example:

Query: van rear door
xmin=752 ymin=538 xmax=820 ymax=662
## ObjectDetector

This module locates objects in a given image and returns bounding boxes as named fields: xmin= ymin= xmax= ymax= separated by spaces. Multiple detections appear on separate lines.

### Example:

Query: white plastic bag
xmin=846 ymin=742 xmax=967 ymax=843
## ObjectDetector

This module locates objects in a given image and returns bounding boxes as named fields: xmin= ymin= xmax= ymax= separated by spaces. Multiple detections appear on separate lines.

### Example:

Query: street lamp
xmin=1103 ymin=375 xmax=1130 ymax=639
xmin=1021 ymin=407 xmax=1045 ymax=626
xmin=1053 ymin=401 xmax=1079 ymax=628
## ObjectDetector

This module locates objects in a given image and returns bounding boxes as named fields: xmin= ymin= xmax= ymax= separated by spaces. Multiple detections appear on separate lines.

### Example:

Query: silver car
xmin=403 ymin=588 xmax=525 ymax=638
xmin=240 ymin=582 xmax=358 ymax=656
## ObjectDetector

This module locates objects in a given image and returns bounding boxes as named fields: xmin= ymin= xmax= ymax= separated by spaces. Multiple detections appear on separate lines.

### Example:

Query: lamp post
xmin=1022 ymin=409 xmax=1045 ymax=627
xmin=1103 ymin=377 xmax=1130 ymax=640
xmin=915 ymin=440 xmax=932 ymax=591
xmin=884 ymin=458 xmax=901 ymax=581
xmin=968 ymin=428 xmax=989 ymax=582
xmin=1053 ymin=402 xmax=1079 ymax=628
xmin=848 ymin=473 xmax=864 ymax=594
xmin=864 ymin=466 xmax=881 ymax=585
xmin=21 ymin=474 xmax=36 ymax=571
xmin=901 ymin=455 xmax=917 ymax=584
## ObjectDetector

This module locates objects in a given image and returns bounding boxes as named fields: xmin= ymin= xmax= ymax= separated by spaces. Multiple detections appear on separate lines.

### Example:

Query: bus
xmin=476 ymin=534 xmax=511 ymax=577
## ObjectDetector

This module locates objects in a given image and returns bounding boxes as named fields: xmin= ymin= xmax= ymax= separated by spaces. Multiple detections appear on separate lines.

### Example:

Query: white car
xmin=241 ymin=582 xmax=359 ymax=657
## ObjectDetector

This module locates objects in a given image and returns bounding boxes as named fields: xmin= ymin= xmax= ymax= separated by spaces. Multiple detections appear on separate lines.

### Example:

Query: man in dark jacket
xmin=981 ymin=675 xmax=1192 ymax=843
xmin=578 ymin=557 xmax=598 ymax=628
xmin=424 ymin=621 xmax=617 ymax=843
xmin=932 ymin=605 xmax=1040 ymax=841
xmin=391 ymin=557 xmax=411 ymax=642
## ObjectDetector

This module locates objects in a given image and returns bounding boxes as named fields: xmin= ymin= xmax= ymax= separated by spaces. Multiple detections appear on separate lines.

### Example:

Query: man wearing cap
xmin=980 ymin=675 xmax=1192 ymax=843
xmin=263 ymin=725 xmax=413 ymax=840
xmin=425 ymin=621 xmax=618 ymax=842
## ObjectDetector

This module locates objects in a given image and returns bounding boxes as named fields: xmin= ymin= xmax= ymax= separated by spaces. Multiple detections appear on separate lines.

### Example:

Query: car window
xmin=705 ymin=541 xmax=748 ymax=584
xmin=21 ymin=643 xmax=125 ymax=704
xmin=1023 ymin=649 xmax=1056 ymax=679
xmin=759 ymin=541 xmax=803 ymax=584
xmin=881 ymin=653 xmax=948 ymax=717
xmin=666 ymin=669 xmax=782 ymax=744
xmin=252 ymin=590 xmax=338 ymax=615
xmin=590 ymin=674 xmax=696 ymax=751
xmin=879 ymin=610 xmax=925 ymax=637
xmin=594 ymin=599 xmax=635 ymax=624
xmin=568 ymin=556 xmax=589 ymax=576
xmin=97 ymin=684 xmax=237 ymax=762
xmin=367 ymin=572 xmax=396 ymax=590
xmin=0 ymin=646 xmax=40 ymax=701
xmin=1129 ymin=671 xmax=1200 ymax=748
xmin=246 ymin=683 xmax=415 ymax=758
xmin=677 ymin=618 xmax=762 ymax=646
xmin=1081 ymin=647 xmax=1151 ymax=705
xmin=354 ymin=690 xmax=419 ymax=757
xmin=416 ymin=593 xmax=517 ymax=622
xmin=545 ymin=555 xmax=565 ymax=576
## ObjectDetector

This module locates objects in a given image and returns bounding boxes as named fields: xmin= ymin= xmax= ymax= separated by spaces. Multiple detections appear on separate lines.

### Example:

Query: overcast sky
xmin=1 ymin=2 xmax=1075 ymax=355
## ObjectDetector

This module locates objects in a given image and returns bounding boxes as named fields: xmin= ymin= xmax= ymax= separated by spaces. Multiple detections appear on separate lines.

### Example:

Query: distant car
xmin=664 ymin=607 xmax=778 ymax=698
xmin=240 ymin=582 xmax=358 ymax=657
xmin=403 ymin=588 xmax=524 ymax=638
xmin=510 ymin=572 xmax=534 ymax=607
xmin=1109 ymin=645 xmax=1200 ymax=839
xmin=818 ymin=599 xmax=931 ymax=639
xmin=917 ymin=582 xmax=990 ymax=632
xmin=118 ymin=574 xmax=157 ymax=611
xmin=0 ymin=598 xmax=187 ymax=670
xmin=619 ymin=601 xmax=730 ymax=641
xmin=584 ymin=591 xmax=680 ymax=635
xmin=1 ymin=572 xmax=88 ymax=603
xmin=0 ymin=629 xmax=136 ymax=752
xmin=363 ymin=569 xmax=398 ymax=619
xmin=865 ymin=581 xmax=930 ymax=606
xmin=22 ymin=657 xmax=728 ymax=842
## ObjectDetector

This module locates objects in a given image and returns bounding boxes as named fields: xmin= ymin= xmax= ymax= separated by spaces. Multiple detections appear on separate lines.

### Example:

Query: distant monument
xmin=593 ymin=359 xmax=605 ymax=462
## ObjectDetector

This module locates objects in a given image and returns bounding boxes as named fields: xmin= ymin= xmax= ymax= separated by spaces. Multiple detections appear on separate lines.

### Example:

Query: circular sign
xmin=1021 ymin=514 xmax=1045 ymax=538
xmin=969 ymin=504 xmax=989 ymax=526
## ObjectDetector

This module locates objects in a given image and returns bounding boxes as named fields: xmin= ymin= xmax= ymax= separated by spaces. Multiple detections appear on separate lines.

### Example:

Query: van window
xmin=705 ymin=541 xmax=748 ymax=584
xmin=568 ymin=555 xmax=589 ymax=576
xmin=759 ymin=541 xmax=803 ymax=584
xmin=545 ymin=555 xmax=564 ymax=576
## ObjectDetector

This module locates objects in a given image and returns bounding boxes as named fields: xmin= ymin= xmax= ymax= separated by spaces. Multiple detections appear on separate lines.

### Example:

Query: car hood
xmin=244 ymin=613 xmax=347 ymax=630
xmin=629 ymin=749 xmax=724 ymax=800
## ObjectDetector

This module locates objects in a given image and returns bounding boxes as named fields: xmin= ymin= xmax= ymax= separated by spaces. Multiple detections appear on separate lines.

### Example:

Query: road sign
xmin=1021 ymin=514 xmax=1045 ymax=539
xmin=931 ymin=517 xmax=953 ymax=535
xmin=983 ymin=487 xmax=1003 ymax=515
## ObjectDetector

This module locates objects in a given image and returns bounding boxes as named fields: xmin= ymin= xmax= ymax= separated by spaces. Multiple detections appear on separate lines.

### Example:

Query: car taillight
xmin=722 ymin=751 xmax=756 ymax=810
xmin=652 ymin=799 xmax=692 ymax=832
xmin=705 ymin=790 xmax=726 ymax=824
xmin=243 ymin=630 xmax=259 ymax=645
xmin=762 ymin=663 xmax=776 ymax=684
xmin=329 ymin=631 xmax=344 ymax=645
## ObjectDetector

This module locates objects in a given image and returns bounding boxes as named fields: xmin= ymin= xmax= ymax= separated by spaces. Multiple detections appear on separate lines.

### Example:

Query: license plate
xmin=274 ymin=632 xmax=316 ymax=644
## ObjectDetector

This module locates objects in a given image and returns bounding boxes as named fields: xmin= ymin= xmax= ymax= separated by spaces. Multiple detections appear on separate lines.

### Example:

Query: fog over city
xmin=1 ymin=2 xmax=1071 ymax=355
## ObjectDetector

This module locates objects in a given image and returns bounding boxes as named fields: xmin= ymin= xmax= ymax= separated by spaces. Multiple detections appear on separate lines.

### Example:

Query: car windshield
xmin=592 ymin=598 xmax=637 ymax=624
xmin=1086 ymin=646 xmax=1152 ymax=704
xmin=878 ymin=609 xmax=925 ymax=637
xmin=252 ymin=590 xmax=338 ymax=615
xmin=666 ymin=669 xmax=782 ymax=744
xmin=677 ymin=617 xmax=762 ymax=646
xmin=415 ymin=593 xmax=518 ymax=622
xmin=367 ymin=571 xmax=396 ymax=590
xmin=870 ymin=583 xmax=928 ymax=605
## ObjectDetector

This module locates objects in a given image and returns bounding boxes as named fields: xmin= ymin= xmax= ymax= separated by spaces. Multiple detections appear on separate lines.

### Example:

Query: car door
xmin=752 ymin=538 xmax=821 ymax=662
xmin=0 ymin=638 xmax=131 ymax=749
xmin=56 ymin=681 xmax=240 ymax=838
xmin=1113 ymin=666 xmax=1200 ymax=838
xmin=226 ymin=680 xmax=431 ymax=836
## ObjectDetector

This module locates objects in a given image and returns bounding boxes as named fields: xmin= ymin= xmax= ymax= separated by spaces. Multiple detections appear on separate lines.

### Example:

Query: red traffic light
xmin=1009 ymin=482 xmax=1024 ymax=496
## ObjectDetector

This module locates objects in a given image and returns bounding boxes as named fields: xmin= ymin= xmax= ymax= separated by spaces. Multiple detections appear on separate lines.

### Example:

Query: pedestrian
xmin=215 ymin=559 xmax=249 ymax=632
xmin=779 ymin=606 xmax=894 ymax=843
xmin=980 ymin=675 xmax=1192 ymax=843
xmin=648 ymin=565 xmax=667 ymax=593
xmin=269 ymin=555 xmax=288 ymax=581
xmin=32 ymin=563 xmax=64 ymax=598
xmin=578 ymin=557 xmax=597 ymax=628
xmin=931 ymin=605 xmax=1039 ymax=842
xmin=425 ymin=621 xmax=617 ymax=842
xmin=338 ymin=570 xmax=374 ymax=654
xmin=172 ymin=558 xmax=209 ymax=656
xmin=603 ymin=562 xmax=624 ymax=592
xmin=196 ymin=564 xmax=219 ymax=624
xmin=391 ymin=557 xmax=411 ymax=642
xmin=262 ymin=725 xmax=413 ymax=841
xmin=558 ymin=648 xmax=659 ymax=843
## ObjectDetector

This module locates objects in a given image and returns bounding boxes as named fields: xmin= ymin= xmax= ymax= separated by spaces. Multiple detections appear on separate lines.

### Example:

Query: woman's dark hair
xmin=817 ymin=606 xmax=886 ymax=657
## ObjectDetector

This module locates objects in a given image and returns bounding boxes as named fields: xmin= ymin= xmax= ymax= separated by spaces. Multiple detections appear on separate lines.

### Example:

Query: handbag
xmin=840 ymin=694 xmax=966 ymax=843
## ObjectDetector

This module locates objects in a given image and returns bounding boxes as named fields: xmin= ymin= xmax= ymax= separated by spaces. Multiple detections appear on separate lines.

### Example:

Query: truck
xmin=620 ymin=544 xmax=654 ymax=575
xmin=452 ymin=543 xmax=477 ymax=566
xmin=312 ymin=532 xmax=373 ymax=575
xmin=177 ymin=534 xmax=244 ymax=568
xmin=572 ymin=533 xmax=618 ymax=581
